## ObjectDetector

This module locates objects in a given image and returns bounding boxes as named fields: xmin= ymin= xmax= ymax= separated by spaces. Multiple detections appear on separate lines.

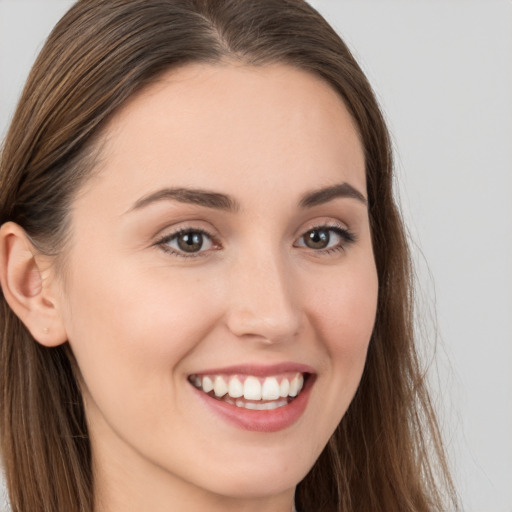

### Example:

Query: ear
xmin=0 ymin=222 xmax=68 ymax=347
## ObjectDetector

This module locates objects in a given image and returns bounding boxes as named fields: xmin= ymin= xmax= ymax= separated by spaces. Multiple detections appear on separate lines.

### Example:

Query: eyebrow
xmin=129 ymin=187 xmax=240 ymax=213
xmin=128 ymin=181 xmax=367 ymax=214
xmin=299 ymin=182 xmax=367 ymax=208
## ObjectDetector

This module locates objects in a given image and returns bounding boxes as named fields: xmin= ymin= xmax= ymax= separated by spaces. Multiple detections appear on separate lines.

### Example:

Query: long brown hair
xmin=0 ymin=1 xmax=458 ymax=511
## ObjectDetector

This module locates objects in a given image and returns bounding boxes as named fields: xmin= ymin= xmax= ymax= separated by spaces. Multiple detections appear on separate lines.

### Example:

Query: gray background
xmin=1 ymin=1 xmax=511 ymax=511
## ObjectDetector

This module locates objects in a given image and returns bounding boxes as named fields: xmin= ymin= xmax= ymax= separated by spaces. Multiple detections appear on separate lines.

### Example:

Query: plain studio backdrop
xmin=0 ymin=1 xmax=511 ymax=511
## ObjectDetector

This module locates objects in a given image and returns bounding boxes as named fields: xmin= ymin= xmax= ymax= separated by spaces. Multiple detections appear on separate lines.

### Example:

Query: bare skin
xmin=0 ymin=63 xmax=377 ymax=512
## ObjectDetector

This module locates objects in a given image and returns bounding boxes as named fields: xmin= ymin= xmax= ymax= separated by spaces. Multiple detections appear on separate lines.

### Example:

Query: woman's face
xmin=55 ymin=64 xmax=378 ymax=509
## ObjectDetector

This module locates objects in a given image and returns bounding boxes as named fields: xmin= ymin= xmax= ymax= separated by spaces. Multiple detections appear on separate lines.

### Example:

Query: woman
xmin=0 ymin=1 xmax=458 ymax=511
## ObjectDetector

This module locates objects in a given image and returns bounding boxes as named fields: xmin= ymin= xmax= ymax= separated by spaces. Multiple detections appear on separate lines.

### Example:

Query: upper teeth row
xmin=190 ymin=373 xmax=304 ymax=401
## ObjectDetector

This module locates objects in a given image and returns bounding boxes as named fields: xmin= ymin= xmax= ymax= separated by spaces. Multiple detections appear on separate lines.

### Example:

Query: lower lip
xmin=191 ymin=377 xmax=314 ymax=432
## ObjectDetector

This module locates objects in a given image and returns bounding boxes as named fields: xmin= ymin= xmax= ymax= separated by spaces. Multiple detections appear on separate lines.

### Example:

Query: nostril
xmin=225 ymin=309 xmax=301 ymax=344
xmin=224 ymin=261 xmax=301 ymax=342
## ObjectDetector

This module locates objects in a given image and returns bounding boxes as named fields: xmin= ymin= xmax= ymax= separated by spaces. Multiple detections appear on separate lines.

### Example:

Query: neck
xmin=95 ymin=480 xmax=296 ymax=512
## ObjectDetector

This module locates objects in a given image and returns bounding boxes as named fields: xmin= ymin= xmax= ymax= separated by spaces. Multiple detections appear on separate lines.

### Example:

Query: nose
xmin=224 ymin=248 xmax=302 ymax=344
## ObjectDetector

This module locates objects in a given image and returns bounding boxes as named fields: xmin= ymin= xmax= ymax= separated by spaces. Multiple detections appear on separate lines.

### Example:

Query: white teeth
xmin=192 ymin=372 xmax=307 ymax=402
xmin=235 ymin=398 xmax=288 ymax=410
xmin=289 ymin=373 xmax=303 ymax=397
xmin=261 ymin=400 xmax=288 ymax=410
xmin=279 ymin=378 xmax=290 ymax=397
xmin=261 ymin=377 xmax=280 ymax=400
xmin=202 ymin=376 xmax=213 ymax=393
xmin=213 ymin=376 xmax=228 ymax=397
xmin=298 ymin=374 xmax=304 ymax=393
xmin=228 ymin=376 xmax=244 ymax=398
xmin=243 ymin=376 xmax=262 ymax=400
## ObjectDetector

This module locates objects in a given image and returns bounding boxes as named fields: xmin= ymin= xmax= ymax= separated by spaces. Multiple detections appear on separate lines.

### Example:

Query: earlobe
xmin=0 ymin=222 xmax=68 ymax=347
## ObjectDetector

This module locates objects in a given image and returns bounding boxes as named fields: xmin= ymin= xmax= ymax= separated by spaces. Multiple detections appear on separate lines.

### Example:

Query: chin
xmin=189 ymin=442 xmax=316 ymax=499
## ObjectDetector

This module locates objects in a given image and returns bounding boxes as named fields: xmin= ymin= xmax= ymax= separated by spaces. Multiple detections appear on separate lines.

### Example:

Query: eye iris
xmin=305 ymin=229 xmax=329 ymax=249
xmin=177 ymin=232 xmax=203 ymax=252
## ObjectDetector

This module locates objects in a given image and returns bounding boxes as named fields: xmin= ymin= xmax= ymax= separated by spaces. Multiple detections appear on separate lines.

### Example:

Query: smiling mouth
xmin=188 ymin=372 xmax=307 ymax=411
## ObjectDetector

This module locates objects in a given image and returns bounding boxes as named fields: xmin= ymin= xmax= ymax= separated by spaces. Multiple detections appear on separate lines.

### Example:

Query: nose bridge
xmin=225 ymin=242 xmax=301 ymax=343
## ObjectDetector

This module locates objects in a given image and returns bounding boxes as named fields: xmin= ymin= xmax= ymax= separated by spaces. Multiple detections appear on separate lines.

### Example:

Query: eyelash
xmin=297 ymin=224 xmax=356 ymax=255
xmin=155 ymin=223 xmax=356 ymax=259
xmin=155 ymin=227 xmax=219 ymax=259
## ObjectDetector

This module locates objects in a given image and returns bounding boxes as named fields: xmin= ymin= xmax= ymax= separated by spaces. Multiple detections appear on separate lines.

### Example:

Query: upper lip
xmin=189 ymin=362 xmax=315 ymax=377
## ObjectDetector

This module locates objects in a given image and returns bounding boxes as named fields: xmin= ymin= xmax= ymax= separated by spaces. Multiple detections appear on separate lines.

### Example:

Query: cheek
xmin=312 ymin=260 xmax=378 ymax=359
xmin=61 ymin=255 xmax=220 ymax=403
xmin=293 ymin=256 xmax=378 ymax=457
xmin=306 ymin=252 xmax=378 ymax=423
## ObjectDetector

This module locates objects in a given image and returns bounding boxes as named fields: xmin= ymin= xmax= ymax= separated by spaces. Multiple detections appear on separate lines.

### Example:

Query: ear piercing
xmin=43 ymin=327 xmax=49 ymax=334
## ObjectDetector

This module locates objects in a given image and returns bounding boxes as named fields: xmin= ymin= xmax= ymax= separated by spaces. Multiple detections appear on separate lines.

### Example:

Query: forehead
xmin=81 ymin=63 xmax=366 ymax=212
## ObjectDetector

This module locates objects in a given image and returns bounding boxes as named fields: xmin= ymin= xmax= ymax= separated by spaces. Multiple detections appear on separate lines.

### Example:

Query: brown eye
xmin=304 ymin=229 xmax=330 ymax=249
xmin=177 ymin=231 xmax=204 ymax=252
xmin=159 ymin=229 xmax=214 ymax=256
xmin=295 ymin=225 xmax=355 ymax=253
